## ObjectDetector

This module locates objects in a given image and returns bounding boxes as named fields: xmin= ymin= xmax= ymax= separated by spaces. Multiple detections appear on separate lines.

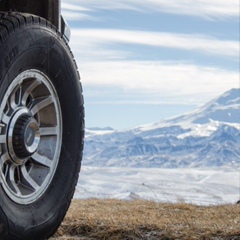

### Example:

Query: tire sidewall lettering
xmin=5 ymin=45 xmax=19 ymax=68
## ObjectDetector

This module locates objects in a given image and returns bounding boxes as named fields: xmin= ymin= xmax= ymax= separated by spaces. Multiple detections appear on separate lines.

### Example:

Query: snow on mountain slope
xmin=83 ymin=89 xmax=240 ymax=168
xmin=137 ymin=88 xmax=239 ymax=137
xmin=165 ymin=88 xmax=239 ymax=125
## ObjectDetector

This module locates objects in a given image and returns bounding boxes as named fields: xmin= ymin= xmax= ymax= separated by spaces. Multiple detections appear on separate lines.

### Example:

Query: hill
xmin=83 ymin=88 xmax=240 ymax=168
xmin=52 ymin=199 xmax=240 ymax=240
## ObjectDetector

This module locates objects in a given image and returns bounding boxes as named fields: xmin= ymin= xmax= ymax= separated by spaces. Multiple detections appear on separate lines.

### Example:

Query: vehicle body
xmin=0 ymin=0 xmax=70 ymax=40
xmin=0 ymin=1 xmax=84 ymax=239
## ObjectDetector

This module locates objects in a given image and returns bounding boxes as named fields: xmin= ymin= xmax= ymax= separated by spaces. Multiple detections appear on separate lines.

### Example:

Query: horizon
xmin=62 ymin=0 xmax=239 ymax=130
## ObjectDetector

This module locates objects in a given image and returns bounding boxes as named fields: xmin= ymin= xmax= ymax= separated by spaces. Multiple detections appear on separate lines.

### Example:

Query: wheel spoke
xmin=16 ymin=85 xmax=23 ymax=106
xmin=9 ymin=165 xmax=21 ymax=195
xmin=21 ymin=165 xmax=40 ymax=191
xmin=9 ymin=85 xmax=23 ymax=110
xmin=39 ymin=126 xmax=58 ymax=136
xmin=0 ymin=134 xmax=6 ymax=143
xmin=3 ymin=100 xmax=11 ymax=114
xmin=30 ymin=96 xmax=53 ymax=116
xmin=0 ymin=171 xmax=2 ymax=184
xmin=1 ymin=152 xmax=11 ymax=164
xmin=21 ymin=79 xmax=41 ymax=106
xmin=2 ymin=113 xmax=10 ymax=124
xmin=32 ymin=152 xmax=52 ymax=168
xmin=10 ymin=87 xmax=18 ymax=110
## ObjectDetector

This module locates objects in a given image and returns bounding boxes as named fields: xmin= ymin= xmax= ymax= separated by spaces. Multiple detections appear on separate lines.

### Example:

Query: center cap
xmin=13 ymin=115 xmax=40 ymax=159
xmin=24 ymin=123 xmax=37 ymax=147
xmin=7 ymin=109 xmax=40 ymax=164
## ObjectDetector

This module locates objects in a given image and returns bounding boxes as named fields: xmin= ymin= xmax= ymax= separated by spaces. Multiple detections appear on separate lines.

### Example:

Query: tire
xmin=0 ymin=12 xmax=84 ymax=240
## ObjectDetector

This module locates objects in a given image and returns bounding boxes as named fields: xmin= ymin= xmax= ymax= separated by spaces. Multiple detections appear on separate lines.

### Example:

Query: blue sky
xmin=62 ymin=0 xmax=239 ymax=130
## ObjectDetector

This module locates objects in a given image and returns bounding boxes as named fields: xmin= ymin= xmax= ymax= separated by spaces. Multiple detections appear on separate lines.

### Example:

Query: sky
xmin=61 ymin=0 xmax=239 ymax=130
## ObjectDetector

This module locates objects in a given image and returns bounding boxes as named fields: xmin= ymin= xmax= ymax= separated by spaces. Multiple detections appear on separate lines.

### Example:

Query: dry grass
xmin=51 ymin=199 xmax=240 ymax=240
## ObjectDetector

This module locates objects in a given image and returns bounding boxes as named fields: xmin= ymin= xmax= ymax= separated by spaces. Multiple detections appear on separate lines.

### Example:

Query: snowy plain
xmin=75 ymin=166 xmax=240 ymax=206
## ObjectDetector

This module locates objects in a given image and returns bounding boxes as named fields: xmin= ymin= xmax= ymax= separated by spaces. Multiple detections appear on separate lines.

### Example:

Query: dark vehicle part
xmin=0 ymin=0 xmax=60 ymax=29
xmin=0 ymin=5 xmax=84 ymax=240
xmin=0 ymin=0 xmax=70 ymax=41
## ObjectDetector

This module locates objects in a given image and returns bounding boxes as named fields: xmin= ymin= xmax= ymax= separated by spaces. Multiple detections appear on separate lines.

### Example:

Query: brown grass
xmin=51 ymin=199 xmax=240 ymax=240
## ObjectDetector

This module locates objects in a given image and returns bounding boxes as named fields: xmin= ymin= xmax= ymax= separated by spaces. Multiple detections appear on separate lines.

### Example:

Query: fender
xmin=0 ymin=0 xmax=70 ymax=41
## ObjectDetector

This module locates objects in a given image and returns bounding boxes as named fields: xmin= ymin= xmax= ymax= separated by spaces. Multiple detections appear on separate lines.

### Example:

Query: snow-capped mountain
xmin=83 ymin=88 xmax=240 ymax=168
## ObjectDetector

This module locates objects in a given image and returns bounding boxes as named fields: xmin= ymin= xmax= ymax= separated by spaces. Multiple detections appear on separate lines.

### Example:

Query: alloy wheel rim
xmin=0 ymin=70 xmax=62 ymax=204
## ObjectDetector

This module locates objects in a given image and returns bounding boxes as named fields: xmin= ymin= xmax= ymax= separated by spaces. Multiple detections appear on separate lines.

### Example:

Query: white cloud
xmin=78 ymin=60 xmax=239 ymax=103
xmin=70 ymin=29 xmax=239 ymax=58
xmin=61 ymin=3 xmax=95 ymax=21
xmin=62 ymin=0 xmax=239 ymax=19
xmin=62 ymin=3 xmax=91 ymax=12
xmin=144 ymin=0 xmax=239 ymax=19
xmin=62 ymin=0 xmax=142 ymax=12
xmin=69 ymin=29 xmax=239 ymax=104
xmin=62 ymin=11 xmax=95 ymax=21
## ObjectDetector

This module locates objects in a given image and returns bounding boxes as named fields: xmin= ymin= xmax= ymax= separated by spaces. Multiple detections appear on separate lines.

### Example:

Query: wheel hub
xmin=13 ymin=115 xmax=40 ymax=157
xmin=7 ymin=109 xmax=40 ymax=165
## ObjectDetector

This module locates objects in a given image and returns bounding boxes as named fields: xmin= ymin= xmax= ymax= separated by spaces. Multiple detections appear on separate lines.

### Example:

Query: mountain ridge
xmin=83 ymin=88 xmax=240 ymax=168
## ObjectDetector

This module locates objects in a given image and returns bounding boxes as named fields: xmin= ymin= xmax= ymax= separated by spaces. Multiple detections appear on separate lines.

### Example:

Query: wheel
xmin=0 ymin=12 xmax=84 ymax=240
